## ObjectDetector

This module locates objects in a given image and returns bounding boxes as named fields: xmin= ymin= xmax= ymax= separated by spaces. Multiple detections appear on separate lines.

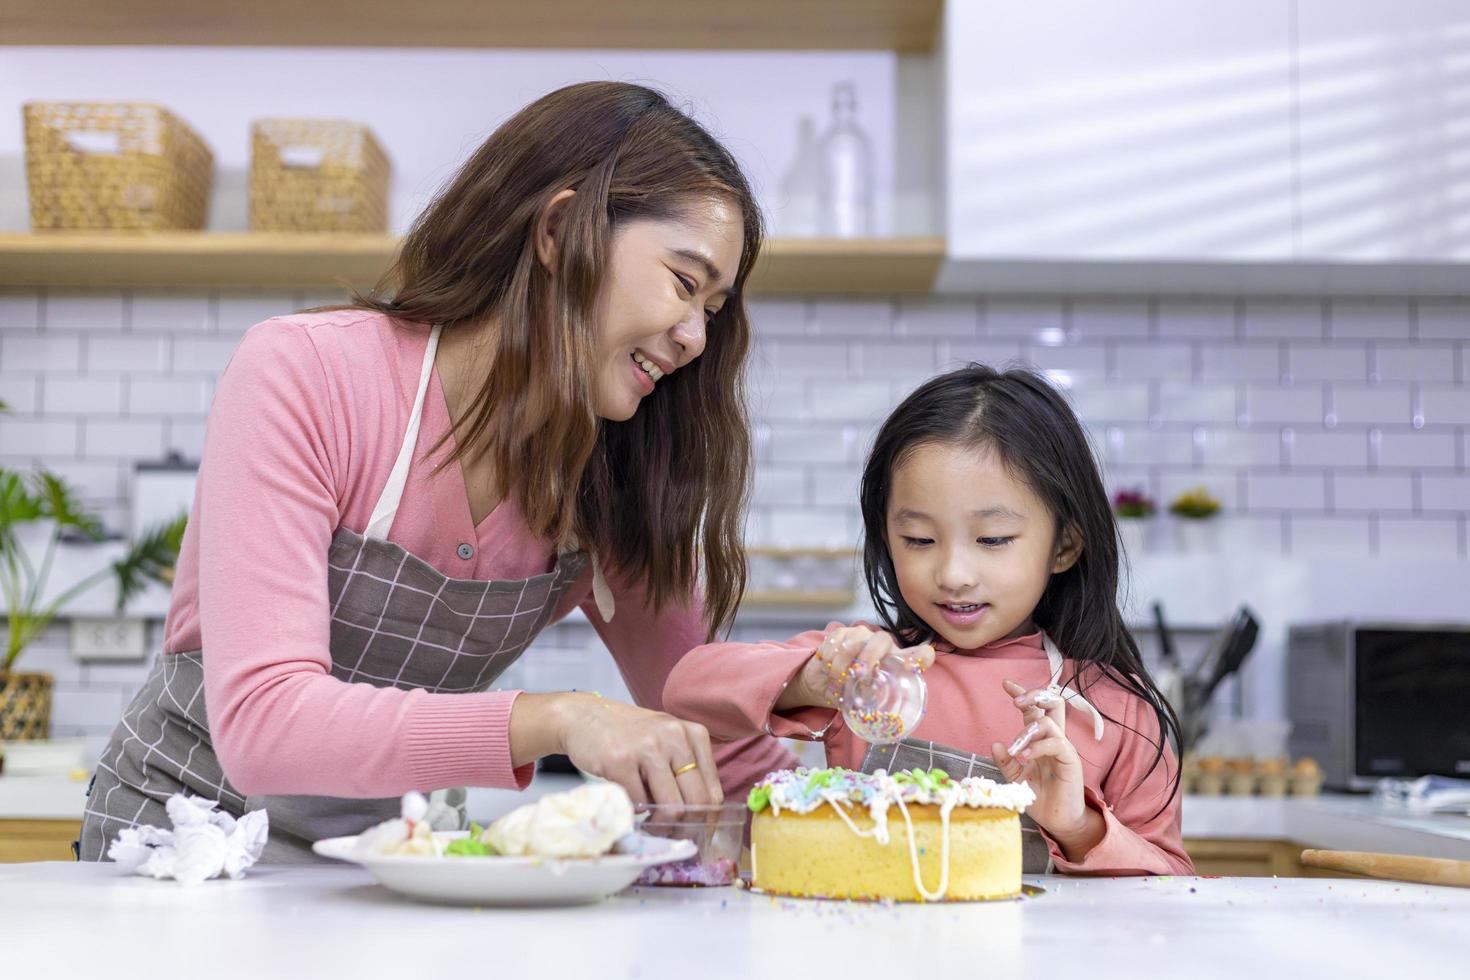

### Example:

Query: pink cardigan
xmin=162 ymin=309 xmax=794 ymax=798
xmin=664 ymin=626 xmax=1193 ymax=876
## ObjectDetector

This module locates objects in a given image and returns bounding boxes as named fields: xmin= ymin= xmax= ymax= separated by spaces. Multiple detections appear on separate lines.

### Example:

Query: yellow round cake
xmin=746 ymin=767 xmax=1035 ymax=903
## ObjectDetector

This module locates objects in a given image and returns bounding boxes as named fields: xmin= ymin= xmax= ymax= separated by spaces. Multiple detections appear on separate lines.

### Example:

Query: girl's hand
xmin=990 ymin=679 xmax=1102 ymax=857
xmin=777 ymin=625 xmax=934 ymax=712
xmin=540 ymin=692 xmax=723 ymax=807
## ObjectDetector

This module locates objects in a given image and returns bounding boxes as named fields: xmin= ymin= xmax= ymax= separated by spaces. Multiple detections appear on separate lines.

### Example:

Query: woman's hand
xmin=990 ymin=679 xmax=1104 ymax=860
xmin=510 ymin=692 xmax=722 ymax=807
xmin=776 ymin=625 xmax=935 ymax=712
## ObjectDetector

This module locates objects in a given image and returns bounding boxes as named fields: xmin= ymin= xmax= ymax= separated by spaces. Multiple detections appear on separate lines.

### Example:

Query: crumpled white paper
xmin=107 ymin=794 xmax=269 ymax=884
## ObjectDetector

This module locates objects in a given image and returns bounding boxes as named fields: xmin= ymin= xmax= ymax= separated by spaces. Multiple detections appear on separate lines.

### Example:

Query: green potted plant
xmin=1111 ymin=487 xmax=1157 ymax=557
xmin=1 ymin=453 xmax=186 ymax=741
xmin=1168 ymin=486 xmax=1223 ymax=553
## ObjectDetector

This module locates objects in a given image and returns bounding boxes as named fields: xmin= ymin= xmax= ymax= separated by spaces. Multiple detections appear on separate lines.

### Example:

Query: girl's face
xmin=591 ymin=198 xmax=743 ymax=421
xmin=885 ymin=441 xmax=1081 ymax=650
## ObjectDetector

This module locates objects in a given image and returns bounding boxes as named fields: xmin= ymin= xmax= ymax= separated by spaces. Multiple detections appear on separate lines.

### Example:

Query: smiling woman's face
xmin=590 ymin=197 xmax=744 ymax=421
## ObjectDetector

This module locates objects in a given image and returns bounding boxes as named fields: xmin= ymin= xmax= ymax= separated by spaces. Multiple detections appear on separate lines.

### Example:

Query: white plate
xmin=311 ymin=831 xmax=697 ymax=907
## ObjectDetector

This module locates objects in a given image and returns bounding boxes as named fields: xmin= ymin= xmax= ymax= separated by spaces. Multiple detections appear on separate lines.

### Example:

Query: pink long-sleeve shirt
xmin=664 ymin=624 xmax=1193 ymax=876
xmin=162 ymin=309 xmax=795 ymax=798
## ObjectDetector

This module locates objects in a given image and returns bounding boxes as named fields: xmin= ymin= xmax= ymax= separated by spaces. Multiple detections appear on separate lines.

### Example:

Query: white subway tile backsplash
xmin=1216 ymin=514 xmax=1287 ymax=555
xmin=851 ymin=340 xmax=938 ymax=376
xmin=166 ymin=421 xmax=207 ymax=459
xmin=805 ymin=380 xmax=893 ymax=421
xmin=1196 ymin=428 xmax=1283 ymax=467
xmin=1069 ymin=299 xmax=1150 ymax=339
xmin=45 ymin=459 xmax=126 ymax=501
xmin=1287 ymin=343 xmax=1368 ymax=383
xmin=769 ymin=425 xmax=854 ymax=465
xmin=983 ymin=298 xmax=1064 ymax=339
xmin=82 ymin=419 xmax=165 ymax=458
xmin=752 ymin=465 xmax=808 ymax=507
xmin=0 ymin=418 xmax=78 ymax=456
xmin=128 ymin=376 xmax=213 ymax=416
xmin=1376 ymin=431 xmax=1459 ymax=469
xmin=1290 ymin=516 xmax=1372 ymax=558
xmin=1243 ymin=384 xmax=1324 ymax=424
xmin=1201 ymin=343 xmax=1280 ymax=382
xmin=766 ymin=507 xmax=852 ymax=547
xmin=748 ymin=377 xmax=811 ymax=421
xmin=1157 ymin=300 xmax=1235 ymax=338
xmin=85 ymin=335 xmax=170 ymax=373
xmin=1374 ymin=344 xmax=1456 ymax=384
xmin=1416 ymin=301 xmax=1470 ymax=340
xmin=1066 ymin=381 xmax=1150 ymax=424
xmin=172 ymin=336 xmax=244 ymax=375
xmin=216 ymin=292 xmax=298 ymax=335
xmin=43 ymin=375 xmax=124 ymax=414
xmin=3 ymin=334 xmax=82 ymax=371
xmin=1421 ymin=474 xmax=1470 ymax=512
xmin=896 ymin=298 xmax=979 ymax=337
xmin=45 ymin=291 xmax=126 ymax=332
xmin=1329 ymin=301 xmax=1412 ymax=340
xmin=1246 ymin=472 xmax=1326 ymax=511
xmin=131 ymin=291 xmax=213 ymax=332
xmin=1024 ymin=343 xmax=1108 ymax=382
xmin=747 ymin=299 xmax=809 ymax=337
xmin=1111 ymin=341 xmax=1192 ymax=381
xmin=1377 ymin=517 xmax=1463 ymax=559
xmin=1105 ymin=427 xmax=1194 ymax=466
xmin=810 ymin=465 xmax=862 ymax=507
xmin=940 ymin=339 xmax=1026 ymax=370
xmin=1420 ymin=385 xmax=1470 ymax=425
xmin=1242 ymin=300 xmax=1324 ymax=339
xmin=1332 ymin=473 xmax=1415 ymax=512
xmin=0 ymin=375 xmax=39 ymax=413
xmin=1289 ymin=430 xmax=1370 ymax=467
xmin=812 ymin=299 xmax=892 ymax=337
xmin=0 ymin=290 xmax=42 ymax=329
xmin=49 ymin=686 xmax=127 ymax=731
xmin=1157 ymin=382 xmax=1237 ymax=424
xmin=1329 ymin=385 xmax=1411 ymax=426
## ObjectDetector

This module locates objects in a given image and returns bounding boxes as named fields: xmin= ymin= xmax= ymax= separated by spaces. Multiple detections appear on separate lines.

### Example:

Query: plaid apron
xmin=80 ymin=323 xmax=600 ymax=862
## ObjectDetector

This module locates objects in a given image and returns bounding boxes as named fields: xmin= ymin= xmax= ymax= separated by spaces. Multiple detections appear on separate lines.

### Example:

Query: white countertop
xmin=8 ymin=774 xmax=1470 ymax=861
xmin=3 ymin=862 xmax=1465 ymax=979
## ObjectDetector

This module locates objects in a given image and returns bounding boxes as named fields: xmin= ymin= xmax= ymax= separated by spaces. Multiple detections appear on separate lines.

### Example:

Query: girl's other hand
xmin=990 ymin=679 xmax=1101 ymax=857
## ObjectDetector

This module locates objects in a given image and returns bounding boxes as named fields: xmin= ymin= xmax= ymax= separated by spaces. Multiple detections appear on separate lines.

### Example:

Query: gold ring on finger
xmin=672 ymin=761 xmax=698 ymax=777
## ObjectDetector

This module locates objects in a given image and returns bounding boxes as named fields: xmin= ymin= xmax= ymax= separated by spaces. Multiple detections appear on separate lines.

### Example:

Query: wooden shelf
xmin=0 ymin=233 xmax=945 ymax=294
xmin=0 ymin=1 xmax=942 ymax=51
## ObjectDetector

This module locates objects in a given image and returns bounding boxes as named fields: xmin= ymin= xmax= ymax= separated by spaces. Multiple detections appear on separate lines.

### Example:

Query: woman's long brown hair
xmin=348 ymin=81 xmax=761 ymax=639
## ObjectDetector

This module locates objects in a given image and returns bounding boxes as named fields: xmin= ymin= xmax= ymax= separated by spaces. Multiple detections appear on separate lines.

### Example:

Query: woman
xmin=80 ymin=81 xmax=795 ymax=861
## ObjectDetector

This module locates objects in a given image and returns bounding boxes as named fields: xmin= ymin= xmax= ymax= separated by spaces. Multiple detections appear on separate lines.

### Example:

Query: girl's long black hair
xmin=859 ymin=363 xmax=1182 ymax=807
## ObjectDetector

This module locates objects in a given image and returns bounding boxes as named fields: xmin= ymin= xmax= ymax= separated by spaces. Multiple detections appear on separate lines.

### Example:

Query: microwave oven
xmin=1286 ymin=621 xmax=1470 ymax=791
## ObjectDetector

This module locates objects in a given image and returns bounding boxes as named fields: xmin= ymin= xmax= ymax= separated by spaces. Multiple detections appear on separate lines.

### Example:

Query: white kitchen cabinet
xmin=1295 ymin=0 xmax=1470 ymax=260
xmin=943 ymin=0 xmax=1297 ymax=261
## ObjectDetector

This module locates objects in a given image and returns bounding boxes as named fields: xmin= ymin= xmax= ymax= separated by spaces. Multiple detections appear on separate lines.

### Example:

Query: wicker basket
xmin=250 ymin=119 xmax=390 ymax=233
xmin=0 ymin=672 xmax=53 ymax=741
xmin=23 ymin=102 xmax=213 ymax=231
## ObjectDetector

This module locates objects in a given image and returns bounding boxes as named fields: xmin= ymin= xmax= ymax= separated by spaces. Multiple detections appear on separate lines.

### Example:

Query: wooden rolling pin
xmin=1300 ymin=849 xmax=1470 ymax=887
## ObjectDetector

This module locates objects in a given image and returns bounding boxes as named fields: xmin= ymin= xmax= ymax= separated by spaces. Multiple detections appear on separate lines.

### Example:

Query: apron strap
xmin=1041 ymin=633 xmax=1106 ymax=741
xmin=365 ymin=324 xmax=443 ymax=541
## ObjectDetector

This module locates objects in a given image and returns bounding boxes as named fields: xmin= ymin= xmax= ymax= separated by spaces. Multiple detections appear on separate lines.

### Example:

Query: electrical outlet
xmin=70 ymin=617 xmax=147 ymax=661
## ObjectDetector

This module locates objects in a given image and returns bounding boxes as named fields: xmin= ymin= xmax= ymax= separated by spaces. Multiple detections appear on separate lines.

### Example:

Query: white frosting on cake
xmin=748 ymin=767 xmax=1035 ymax=902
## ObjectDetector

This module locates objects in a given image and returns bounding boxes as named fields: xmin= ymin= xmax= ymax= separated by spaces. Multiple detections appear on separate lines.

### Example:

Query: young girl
xmin=665 ymin=364 xmax=1193 ymax=876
